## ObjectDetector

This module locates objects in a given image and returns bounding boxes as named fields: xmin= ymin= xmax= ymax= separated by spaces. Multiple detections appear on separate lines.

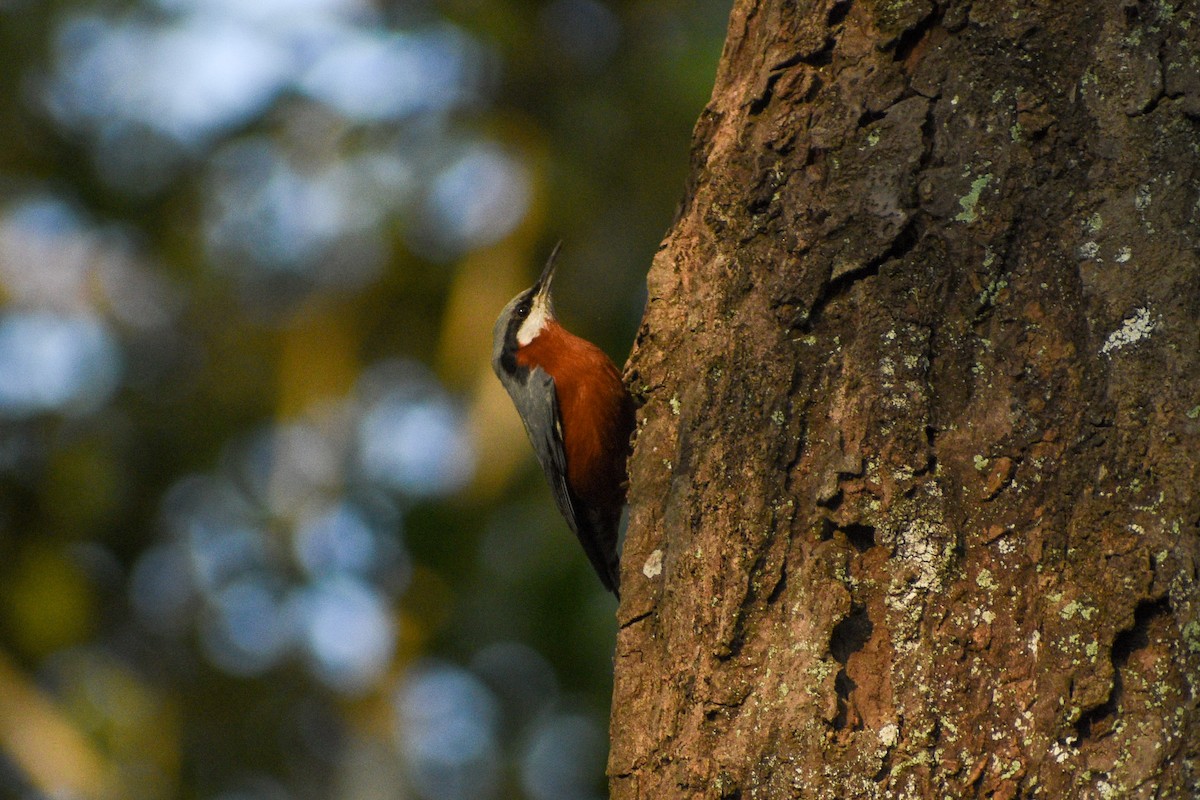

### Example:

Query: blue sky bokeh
xmin=0 ymin=0 xmax=728 ymax=797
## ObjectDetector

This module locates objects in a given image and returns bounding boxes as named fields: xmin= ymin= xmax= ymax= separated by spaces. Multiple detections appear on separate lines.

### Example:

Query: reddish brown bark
xmin=612 ymin=1 xmax=1200 ymax=797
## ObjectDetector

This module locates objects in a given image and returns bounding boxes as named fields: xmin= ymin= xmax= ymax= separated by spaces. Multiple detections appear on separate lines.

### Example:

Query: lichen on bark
xmin=612 ymin=1 xmax=1200 ymax=798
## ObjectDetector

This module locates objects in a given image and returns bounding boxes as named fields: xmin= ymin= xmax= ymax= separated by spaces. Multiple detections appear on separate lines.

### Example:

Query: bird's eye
xmin=515 ymin=302 xmax=531 ymax=319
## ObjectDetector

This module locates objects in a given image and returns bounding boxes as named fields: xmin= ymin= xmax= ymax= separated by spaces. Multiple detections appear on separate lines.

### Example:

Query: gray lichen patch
xmin=1100 ymin=306 xmax=1158 ymax=355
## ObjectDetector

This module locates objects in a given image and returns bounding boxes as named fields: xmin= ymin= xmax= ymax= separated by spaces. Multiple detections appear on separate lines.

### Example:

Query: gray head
xmin=491 ymin=242 xmax=561 ymax=377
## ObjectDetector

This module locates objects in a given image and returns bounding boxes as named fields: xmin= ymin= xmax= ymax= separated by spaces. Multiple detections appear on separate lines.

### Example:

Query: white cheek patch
xmin=517 ymin=298 xmax=551 ymax=346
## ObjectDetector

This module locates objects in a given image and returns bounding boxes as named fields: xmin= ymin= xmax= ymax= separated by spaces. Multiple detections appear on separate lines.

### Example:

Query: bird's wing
xmin=515 ymin=368 xmax=577 ymax=531
xmin=514 ymin=368 xmax=621 ymax=596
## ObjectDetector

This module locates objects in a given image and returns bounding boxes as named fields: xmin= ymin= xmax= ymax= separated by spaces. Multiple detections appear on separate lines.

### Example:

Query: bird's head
xmin=492 ymin=242 xmax=561 ymax=373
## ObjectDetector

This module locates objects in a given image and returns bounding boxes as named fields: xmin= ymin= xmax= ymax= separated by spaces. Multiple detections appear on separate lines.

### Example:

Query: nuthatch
xmin=492 ymin=244 xmax=635 ymax=597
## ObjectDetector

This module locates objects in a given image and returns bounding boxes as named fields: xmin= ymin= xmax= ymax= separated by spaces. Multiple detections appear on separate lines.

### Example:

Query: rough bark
xmin=611 ymin=1 xmax=1200 ymax=798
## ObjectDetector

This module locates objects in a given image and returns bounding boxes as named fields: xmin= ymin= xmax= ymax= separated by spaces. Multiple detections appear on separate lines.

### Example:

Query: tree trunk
xmin=610 ymin=1 xmax=1200 ymax=797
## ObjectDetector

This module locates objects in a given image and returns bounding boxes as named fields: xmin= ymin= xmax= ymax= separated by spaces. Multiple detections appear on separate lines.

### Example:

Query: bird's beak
xmin=532 ymin=241 xmax=562 ymax=302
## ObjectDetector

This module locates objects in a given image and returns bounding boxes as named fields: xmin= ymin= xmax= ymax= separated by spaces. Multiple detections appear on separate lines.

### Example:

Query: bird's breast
xmin=516 ymin=324 xmax=633 ymax=506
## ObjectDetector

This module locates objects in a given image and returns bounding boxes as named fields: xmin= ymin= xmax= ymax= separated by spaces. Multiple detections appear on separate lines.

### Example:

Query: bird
xmin=491 ymin=243 xmax=635 ymax=597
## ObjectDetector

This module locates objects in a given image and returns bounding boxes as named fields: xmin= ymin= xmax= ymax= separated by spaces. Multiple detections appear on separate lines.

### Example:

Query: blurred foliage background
xmin=0 ymin=0 xmax=727 ymax=797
